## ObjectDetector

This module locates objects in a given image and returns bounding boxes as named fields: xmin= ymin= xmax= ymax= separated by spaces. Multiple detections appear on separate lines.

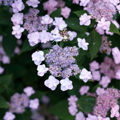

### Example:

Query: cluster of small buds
xmin=0 ymin=35 xmax=10 ymax=74
xmin=100 ymin=36 xmax=112 ymax=55
xmin=93 ymin=88 xmax=120 ymax=117
xmin=24 ymin=8 xmax=48 ymax=34
xmin=83 ymin=0 xmax=116 ymax=21
xmin=45 ymin=45 xmax=80 ymax=78
xmin=0 ymin=0 xmax=14 ymax=6
xmin=11 ymin=0 xmax=25 ymax=39
xmin=43 ymin=0 xmax=65 ymax=15
xmin=100 ymin=56 xmax=120 ymax=80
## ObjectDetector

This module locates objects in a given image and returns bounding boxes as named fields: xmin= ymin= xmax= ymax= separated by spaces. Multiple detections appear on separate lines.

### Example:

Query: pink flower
xmin=41 ymin=15 xmax=53 ymax=24
xmin=11 ymin=13 xmax=23 ymax=25
xmin=90 ymin=61 xmax=99 ymax=71
xmin=79 ymin=85 xmax=89 ymax=95
xmin=68 ymin=31 xmax=77 ymax=41
xmin=2 ymin=55 xmax=10 ymax=64
xmin=72 ymin=0 xmax=79 ymax=4
xmin=0 ymin=66 xmax=4 ymax=74
xmin=68 ymin=95 xmax=78 ymax=105
xmin=110 ymin=104 xmax=119 ymax=118
xmin=99 ymin=76 xmax=111 ymax=88
xmin=75 ymin=111 xmax=85 ymax=120
xmin=23 ymin=86 xmax=35 ymax=97
xmin=96 ymin=87 xmax=105 ymax=96
xmin=12 ymin=0 xmax=25 ymax=13
xmin=115 ymin=69 xmax=120 ymax=80
xmin=79 ymin=13 xmax=91 ymax=26
xmin=68 ymin=103 xmax=78 ymax=116
xmin=80 ymin=0 xmax=90 ymax=6
xmin=29 ymin=98 xmax=39 ymax=109
xmin=3 ymin=111 xmax=15 ymax=120
xmin=61 ymin=7 xmax=71 ymax=19
xmin=26 ymin=0 xmax=40 ymax=8
xmin=53 ymin=17 xmax=67 ymax=30
xmin=86 ymin=114 xmax=98 ymax=120
xmin=92 ymin=71 xmax=101 ymax=81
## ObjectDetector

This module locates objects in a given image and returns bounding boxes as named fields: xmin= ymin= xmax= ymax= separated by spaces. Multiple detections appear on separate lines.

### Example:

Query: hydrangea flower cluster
xmin=93 ymin=88 xmax=120 ymax=117
xmin=45 ymin=45 xmax=80 ymax=78
xmin=4 ymin=87 xmax=39 ymax=120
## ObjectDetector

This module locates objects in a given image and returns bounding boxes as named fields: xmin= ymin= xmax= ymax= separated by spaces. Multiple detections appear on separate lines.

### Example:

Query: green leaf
xmin=0 ymin=96 xmax=9 ymax=108
xmin=109 ymin=22 xmax=120 ymax=35
xmin=47 ymin=100 xmax=75 ymax=120
xmin=89 ymin=30 xmax=102 ymax=60
xmin=19 ymin=39 xmax=38 ymax=54
xmin=74 ymin=10 xmax=86 ymax=17
xmin=2 ymin=32 xmax=17 ymax=58
xmin=50 ymin=7 xmax=61 ymax=18
xmin=30 ymin=91 xmax=46 ymax=101
xmin=77 ymin=96 xmax=96 ymax=112
xmin=0 ymin=74 xmax=12 ymax=94
xmin=65 ymin=18 xmax=87 ymax=33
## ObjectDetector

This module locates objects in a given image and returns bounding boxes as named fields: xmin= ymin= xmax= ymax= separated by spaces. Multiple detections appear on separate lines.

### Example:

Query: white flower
xmin=29 ymin=98 xmax=39 ymax=109
xmin=37 ymin=64 xmax=48 ymax=77
xmin=31 ymin=51 xmax=45 ymax=65
xmin=44 ymin=75 xmax=59 ymax=90
xmin=80 ymin=0 xmax=90 ymax=6
xmin=77 ymin=38 xmax=89 ymax=50
xmin=23 ymin=86 xmax=35 ymax=97
xmin=79 ymin=68 xmax=92 ymax=83
xmin=79 ymin=13 xmax=91 ymax=26
xmin=4 ymin=111 xmax=15 ymax=120
xmin=68 ymin=31 xmax=77 ymax=41
xmin=60 ymin=78 xmax=73 ymax=91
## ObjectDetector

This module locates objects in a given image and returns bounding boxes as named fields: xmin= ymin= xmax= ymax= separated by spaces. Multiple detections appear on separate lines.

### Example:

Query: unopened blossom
xmin=96 ymin=87 xmax=105 ymax=96
xmin=110 ymin=104 xmax=119 ymax=118
xmin=90 ymin=61 xmax=99 ymax=71
xmin=77 ymin=38 xmax=89 ymax=50
xmin=41 ymin=15 xmax=53 ymax=24
xmin=31 ymin=51 xmax=45 ymax=65
xmin=79 ymin=13 xmax=91 ymax=26
xmin=23 ymin=86 xmax=35 ymax=97
xmin=80 ymin=0 xmax=90 ymax=6
xmin=60 ymin=78 xmax=73 ymax=91
xmin=86 ymin=114 xmax=98 ymax=120
xmin=12 ymin=25 xmax=24 ymax=39
xmin=61 ymin=7 xmax=71 ymax=19
xmin=112 ymin=47 xmax=120 ymax=64
xmin=79 ymin=68 xmax=92 ymax=82
xmin=11 ymin=0 xmax=25 ymax=13
xmin=68 ymin=103 xmax=78 ymax=116
xmin=92 ymin=71 xmax=101 ymax=81
xmin=68 ymin=95 xmax=78 ymax=105
xmin=26 ymin=0 xmax=40 ymax=8
xmin=53 ymin=17 xmax=67 ymax=30
xmin=37 ymin=64 xmax=48 ymax=77
xmin=11 ymin=13 xmax=23 ymax=25
xmin=79 ymin=85 xmax=89 ymax=95
xmin=44 ymin=75 xmax=59 ymax=90
xmin=39 ymin=30 xmax=52 ymax=43
xmin=27 ymin=32 xmax=40 ymax=46
xmin=75 ymin=111 xmax=85 ymax=120
xmin=68 ymin=31 xmax=77 ymax=41
xmin=99 ymin=76 xmax=111 ymax=88
xmin=29 ymin=98 xmax=39 ymax=109
xmin=3 ymin=111 xmax=15 ymax=120
xmin=0 ymin=66 xmax=4 ymax=74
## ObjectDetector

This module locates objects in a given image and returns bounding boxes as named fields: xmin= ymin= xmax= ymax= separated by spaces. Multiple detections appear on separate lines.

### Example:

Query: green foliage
xmin=50 ymin=7 xmax=61 ymax=18
xmin=88 ymin=30 xmax=102 ymax=60
xmin=47 ymin=100 xmax=75 ymax=120
xmin=65 ymin=18 xmax=87 ymax=33
xmin=74 ymin=10 xmax=87 ymax=17
xmin=109 ymin=22 xmax=120 ymax=35
xmin=0 ymin=74 xmax=12 ymax=94
xmin=19 ymin=39 xmax=38 ymax=54
xmin=77 ymin=96 xmax=96 ymax=112
xmin=0 ymin=96 xmax=9 ymax=108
